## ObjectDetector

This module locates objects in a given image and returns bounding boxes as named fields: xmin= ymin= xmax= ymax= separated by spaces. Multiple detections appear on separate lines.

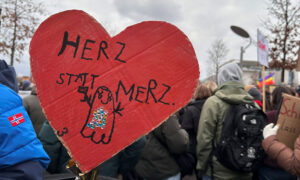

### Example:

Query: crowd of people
xmin=1 ymin=59 xmax=300 ymax=180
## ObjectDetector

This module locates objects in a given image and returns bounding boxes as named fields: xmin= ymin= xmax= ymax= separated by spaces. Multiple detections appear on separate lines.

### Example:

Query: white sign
xmin=257 ymin=29 xmax=269 ymax=67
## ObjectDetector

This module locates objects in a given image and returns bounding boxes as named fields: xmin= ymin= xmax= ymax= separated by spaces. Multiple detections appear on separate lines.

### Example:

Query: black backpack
xmin=213 ymin=103 xmax=267 ymax=172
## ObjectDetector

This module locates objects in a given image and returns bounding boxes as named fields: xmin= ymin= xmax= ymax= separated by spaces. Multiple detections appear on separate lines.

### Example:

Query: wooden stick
xmin=262 ymin=65 xmax=266 ymax=112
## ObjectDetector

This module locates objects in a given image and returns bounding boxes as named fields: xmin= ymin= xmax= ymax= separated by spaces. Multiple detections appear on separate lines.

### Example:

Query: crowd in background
xmin=1 ymin=59 xmax=300 ymax=180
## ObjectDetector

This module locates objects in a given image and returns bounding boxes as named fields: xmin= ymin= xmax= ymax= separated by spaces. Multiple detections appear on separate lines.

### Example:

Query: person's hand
xmin=263 ymin=123 xmax=279 ymax=139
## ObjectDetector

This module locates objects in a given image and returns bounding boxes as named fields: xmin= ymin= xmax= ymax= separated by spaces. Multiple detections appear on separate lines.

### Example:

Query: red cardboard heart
xmin=30 ymin=10 xmax=199 ymax=173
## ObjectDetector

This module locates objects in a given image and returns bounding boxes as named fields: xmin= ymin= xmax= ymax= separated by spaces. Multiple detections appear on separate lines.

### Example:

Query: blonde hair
xmin=244 ymin=85 xmax=256 ymax=92
xmin=204 ymin=80 xmax=217 ymax=94
xmin=194 ymin=84 xmax=212 ymax=100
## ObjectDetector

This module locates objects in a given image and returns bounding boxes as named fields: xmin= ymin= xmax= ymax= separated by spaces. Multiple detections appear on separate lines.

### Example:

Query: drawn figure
xmin=78 ymin=86 xmax=122 ymax=144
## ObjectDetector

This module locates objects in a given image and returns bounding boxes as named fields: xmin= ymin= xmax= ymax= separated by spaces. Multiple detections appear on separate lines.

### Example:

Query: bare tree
xmin=0 ymin=0 xmax=46 ymax=66
xmin=206 ymin=39 xmax=229 ymax=83
xmin=263 ymin=0 xmax=300 ymax=82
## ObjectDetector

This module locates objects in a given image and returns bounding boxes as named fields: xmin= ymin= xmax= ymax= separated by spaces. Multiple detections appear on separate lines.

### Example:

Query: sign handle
xmin=262 ymin=65 xmax=266 ymax=112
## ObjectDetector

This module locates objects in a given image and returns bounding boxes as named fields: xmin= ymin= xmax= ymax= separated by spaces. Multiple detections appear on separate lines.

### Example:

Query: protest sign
xmin=257 ymin=29 xmax=269 ymax=67
xmin=276 ymin=94 xmax=300 ymax=149
xmin=29 ymin=10 xmax=199 ymax=173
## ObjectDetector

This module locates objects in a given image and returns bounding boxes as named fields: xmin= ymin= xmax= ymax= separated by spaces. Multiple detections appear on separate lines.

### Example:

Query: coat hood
xmin=214 ymin=81 xmax=253 ymax=104
xmin=218 ymin=62 xmax=243 ymax=86
xmin=0 ymin=60 xmax=18 ymax=92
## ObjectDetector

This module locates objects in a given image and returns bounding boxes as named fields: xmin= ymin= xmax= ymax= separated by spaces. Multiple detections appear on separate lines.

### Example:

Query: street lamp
xmin=230 ymin=26 xmax=252 ymax=69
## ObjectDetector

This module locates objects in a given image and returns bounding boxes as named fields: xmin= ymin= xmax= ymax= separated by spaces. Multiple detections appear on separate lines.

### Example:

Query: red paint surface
xmin=30 ymin=10 xmax=199 ymax=173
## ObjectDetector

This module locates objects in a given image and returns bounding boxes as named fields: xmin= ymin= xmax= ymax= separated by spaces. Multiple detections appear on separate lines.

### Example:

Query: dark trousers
xmin=257 ymin=165 xmax=297 ymax=180
xmin=0 ymin=161 xmax=45 ymax=180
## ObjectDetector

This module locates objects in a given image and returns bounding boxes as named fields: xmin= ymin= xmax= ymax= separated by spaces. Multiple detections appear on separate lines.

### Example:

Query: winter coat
xmin=39 ymin=120 xmax=146 ymax=176
xmin=23 ymin=87 xmax=47 ymax=135
xmin=196 ymin=81 xmax=253 ymax=180
xmin=0 ymin=84 xmax=50 ymax=169
xmin=38 ymin=120 xmax=70 ymax=174
xmin=97 ymin=136 xmax=146 ymax=178
xmin=135 ymin=114 xmax=189 ymax=180
xmin=180 ymin=99 xmax=206 ymax=158
xmin=262 ymin=135 xmax=300 ymax=177
xmin=178 ymin=99 xmax=207 ymax=176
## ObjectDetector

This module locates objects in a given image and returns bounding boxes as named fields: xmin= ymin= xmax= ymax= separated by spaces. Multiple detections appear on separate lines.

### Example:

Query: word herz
xmin=57 ymin=31 xmax=126 ymax=63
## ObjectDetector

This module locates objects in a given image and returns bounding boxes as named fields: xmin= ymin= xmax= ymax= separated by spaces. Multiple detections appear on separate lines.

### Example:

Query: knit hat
xmin=248 ymin=87 xmax=262 ymax=101
xmin=22 ymin=80 xmax=31 ymax=90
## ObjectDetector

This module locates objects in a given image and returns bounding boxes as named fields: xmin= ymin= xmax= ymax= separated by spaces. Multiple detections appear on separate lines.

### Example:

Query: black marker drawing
xmin=78 ymin=85 xmax=123 ymax=144
xmin=57 ymin=127 xmax=69 ymax=137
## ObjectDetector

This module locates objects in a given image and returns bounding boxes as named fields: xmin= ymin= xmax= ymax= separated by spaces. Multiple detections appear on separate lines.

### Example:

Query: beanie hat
xmin=248 ymin=87 xmax=262 ymax=101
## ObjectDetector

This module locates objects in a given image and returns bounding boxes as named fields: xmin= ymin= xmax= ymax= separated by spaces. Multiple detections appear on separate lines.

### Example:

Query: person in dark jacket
xmin=135 ymin=114 xmax=189 ymax=180
xmin=179 ymin=84 xmax=212 ymax=177
xmin=23 ymin=86 xmax=47 ymax=135
xmin=38 ymin=120 xmax=70 ymax=174
xmin=97 ymin=136 xmax=146 ymax=179
xmin=0 ymin=60 xmax=50 ymax=179
xmin=39 ymin=119 xmax=146 ymax=177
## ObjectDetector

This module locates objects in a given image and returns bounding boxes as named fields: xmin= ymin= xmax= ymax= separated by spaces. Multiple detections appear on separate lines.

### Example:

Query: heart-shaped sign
xmin=30 ymin=10 xmax=199 ymax=173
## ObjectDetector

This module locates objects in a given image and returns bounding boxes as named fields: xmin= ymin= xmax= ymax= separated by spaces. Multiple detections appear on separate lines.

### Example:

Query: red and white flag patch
xmin=8 ymin=113 xmax=25 ymax=127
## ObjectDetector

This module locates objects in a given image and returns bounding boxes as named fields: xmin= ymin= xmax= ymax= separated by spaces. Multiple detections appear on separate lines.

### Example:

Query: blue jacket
xmin=0 ymin=84 xmax=50 ymax=169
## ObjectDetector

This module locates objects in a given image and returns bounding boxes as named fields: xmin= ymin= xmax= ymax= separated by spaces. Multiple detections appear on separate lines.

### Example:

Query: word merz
xmin=57 ymin=31 xmax=126 ymax=63
xmin=115 ymin=79 xmax=172 ymax=105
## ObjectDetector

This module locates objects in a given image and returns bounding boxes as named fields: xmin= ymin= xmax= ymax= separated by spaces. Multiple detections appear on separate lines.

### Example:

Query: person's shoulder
xmin=0 ymin=84 xmax=21 ymax=102
xmin=204 ymin=95 xmax=222 ymax=106
xmin=22 ymin=94 xmax=35 ymax=101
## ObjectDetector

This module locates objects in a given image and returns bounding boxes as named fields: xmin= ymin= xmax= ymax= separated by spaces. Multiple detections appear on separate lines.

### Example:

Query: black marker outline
xmin=80 ymin=86 xmax=118 ymax=144
xmin=57 ymin=127 xmax=68 ymax=137
xmin=114 ymin=42 xmax=126 ymax=63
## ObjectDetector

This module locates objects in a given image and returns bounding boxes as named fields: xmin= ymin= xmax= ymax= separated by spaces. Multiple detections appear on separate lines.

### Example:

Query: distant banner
xmin=257 ymin=73 xmax=275 ymax=88
xmin=257 ymin=29 xmax=269 ymax=67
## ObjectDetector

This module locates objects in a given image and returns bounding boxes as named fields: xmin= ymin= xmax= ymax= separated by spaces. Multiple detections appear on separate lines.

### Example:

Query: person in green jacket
xmin=196 ymin=62 xmax=254 ymax=180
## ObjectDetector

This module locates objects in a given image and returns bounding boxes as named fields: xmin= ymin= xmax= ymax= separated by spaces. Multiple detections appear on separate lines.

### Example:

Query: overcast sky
xmin=11 ymin=0 xmax=272 ymax=79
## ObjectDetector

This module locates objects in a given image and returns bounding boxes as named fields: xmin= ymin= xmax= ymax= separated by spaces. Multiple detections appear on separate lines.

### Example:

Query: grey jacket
xmin=23 ymin=87 xmax=47 ymax=134
xmin=135 ymin=115 xmax=189 ymax=180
